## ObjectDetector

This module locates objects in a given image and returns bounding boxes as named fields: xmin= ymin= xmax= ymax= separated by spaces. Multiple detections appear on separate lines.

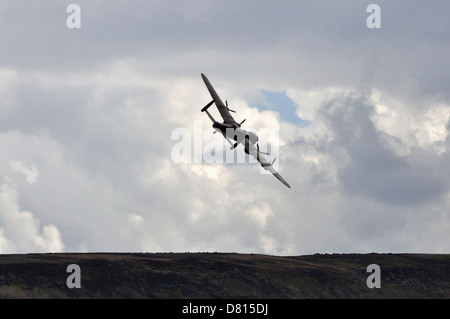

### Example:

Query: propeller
xmin=225 ymin=100 xmax=236 ymax=113
xmin=240 ymin=119 xmax=246 ymax=126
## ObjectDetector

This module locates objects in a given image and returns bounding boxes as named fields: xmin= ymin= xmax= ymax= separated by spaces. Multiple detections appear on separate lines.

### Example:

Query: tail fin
xmin=201 ymin=100 xmax=215 ymax=112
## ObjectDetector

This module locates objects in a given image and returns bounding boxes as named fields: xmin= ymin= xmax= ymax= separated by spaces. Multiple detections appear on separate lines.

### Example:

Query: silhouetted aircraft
xmin=200 ymin=73 xmax=291 ymax=188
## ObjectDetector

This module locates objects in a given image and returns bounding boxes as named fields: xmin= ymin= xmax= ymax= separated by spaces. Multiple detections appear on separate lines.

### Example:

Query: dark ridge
xmin=0 ymin=252 xmax=449 ymax=298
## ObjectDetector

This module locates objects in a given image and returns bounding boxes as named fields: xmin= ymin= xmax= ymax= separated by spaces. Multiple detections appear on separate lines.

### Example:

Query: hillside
xmin=0 ymin=252 xmax=449 ymax=299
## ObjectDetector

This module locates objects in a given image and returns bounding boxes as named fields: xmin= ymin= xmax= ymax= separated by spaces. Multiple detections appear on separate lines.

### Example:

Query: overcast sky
xmin=0 ymin=0 xmax=449 ymax=255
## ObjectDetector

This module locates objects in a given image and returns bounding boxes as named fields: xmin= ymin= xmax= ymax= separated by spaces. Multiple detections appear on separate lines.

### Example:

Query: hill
xmin=0 ymin=252 xmax=449 ymax=299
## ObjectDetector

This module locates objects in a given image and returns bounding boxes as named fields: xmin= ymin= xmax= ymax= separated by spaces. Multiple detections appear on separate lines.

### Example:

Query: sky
xmin=0 ymin=0 xmax=449 ymax=255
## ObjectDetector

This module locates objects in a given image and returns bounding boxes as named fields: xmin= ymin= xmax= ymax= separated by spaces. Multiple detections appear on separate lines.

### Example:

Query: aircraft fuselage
xmin=200 ymin=73 xmax=291 ymax=188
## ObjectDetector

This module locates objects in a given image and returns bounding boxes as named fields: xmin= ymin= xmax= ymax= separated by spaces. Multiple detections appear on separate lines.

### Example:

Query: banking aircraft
xmin=200 ymin=73 xmax=291 ymax=188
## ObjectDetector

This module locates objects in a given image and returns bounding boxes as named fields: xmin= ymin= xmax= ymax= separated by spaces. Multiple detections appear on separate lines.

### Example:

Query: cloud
xmin=0 ymin=179 xmax=64 ymax=253
xmin=9 ymin=160 xmax=39 ymax=184
xmin=0 ymin=228 xmax=15 ymax=253
xmin=318 ymin=92 xmax=447 ymax=205
xmin=127 ymin=213 xmax=144 ymax=227
xmin=0 ymin=1 xmax=449 ymax=255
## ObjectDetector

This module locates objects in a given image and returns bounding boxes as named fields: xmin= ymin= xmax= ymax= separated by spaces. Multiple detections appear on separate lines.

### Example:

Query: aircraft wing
xmin=245 ymin=138 xmax=291 ymax=188
xmin=201 ymin=73 xmax=236 ymax=125
xmin=265 ymin=163 xmax=292 ymax=189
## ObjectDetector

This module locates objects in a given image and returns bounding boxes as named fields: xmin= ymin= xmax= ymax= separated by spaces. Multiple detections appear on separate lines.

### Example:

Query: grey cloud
xmin=319 ymin=93 xmax=446 ymax=206
xmin=1 ymin=0 xmax=450 ymax=254
xmin=0 ymin=80 xmax=88 ymax=140
xmin=3 ymin=0 xmax=449 ymax=104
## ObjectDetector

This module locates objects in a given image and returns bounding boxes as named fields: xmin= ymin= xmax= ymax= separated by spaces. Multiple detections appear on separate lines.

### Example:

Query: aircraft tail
xmin=201 ymin=100 xmax=215 ymax=112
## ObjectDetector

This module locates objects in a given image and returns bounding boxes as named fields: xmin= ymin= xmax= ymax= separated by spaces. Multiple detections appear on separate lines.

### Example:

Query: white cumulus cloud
xmin=0 ymin=179 xmax=64 ymax=253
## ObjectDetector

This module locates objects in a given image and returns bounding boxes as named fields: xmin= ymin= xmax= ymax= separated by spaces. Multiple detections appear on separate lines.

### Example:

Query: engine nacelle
xmin=246 ymin=130 xmax=258 ymax=145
